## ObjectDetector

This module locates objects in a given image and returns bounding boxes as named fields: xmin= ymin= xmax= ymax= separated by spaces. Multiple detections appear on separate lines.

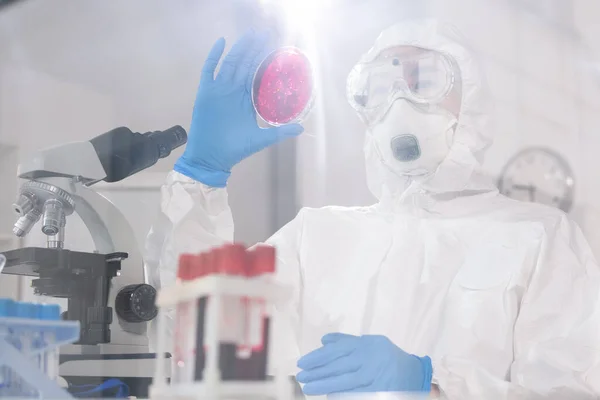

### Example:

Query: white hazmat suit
xmin=145 ymin=20 xmax=600 ymax=398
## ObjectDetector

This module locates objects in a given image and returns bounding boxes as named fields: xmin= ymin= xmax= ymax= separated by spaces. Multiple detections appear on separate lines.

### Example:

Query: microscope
xmin=1 ymin=125 xmax=186 ymax=397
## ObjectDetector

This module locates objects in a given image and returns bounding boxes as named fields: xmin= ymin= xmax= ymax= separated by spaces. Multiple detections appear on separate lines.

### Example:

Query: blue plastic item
xmin=70 ymin=378 xmax=130 ymax=398
xmin=0 ymin=299 xmax=14 ymax=318
xmin=0 ymin=298 xmax=79 ymax=398
xmin=24 ymin=303 xmax=38 ymax=319
xmin=174 ymin=30 xmax=304 ymax=188
xmin=14 ymin=302 xmax=26 ymax=318
xmin=296 ymin=333 xmax=432 ymax=395
xmin=39 ymin=304 xmax=61 ymax=321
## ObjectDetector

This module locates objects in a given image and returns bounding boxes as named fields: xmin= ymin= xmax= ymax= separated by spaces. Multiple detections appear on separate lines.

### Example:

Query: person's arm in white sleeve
xmin=144 ymin=171 xmax=234 ymax=350
xmin=145 ymin=171 xmax=234 ymax=292
xmin=434 ymin=216 xmax=600 ymax=399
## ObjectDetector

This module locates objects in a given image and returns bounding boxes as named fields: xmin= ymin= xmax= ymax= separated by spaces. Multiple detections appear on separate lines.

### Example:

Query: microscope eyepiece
xmin=90 ymin=125 xmax=188 ymax=183
xmin=146 ymin=126 xmax=187 ymax=159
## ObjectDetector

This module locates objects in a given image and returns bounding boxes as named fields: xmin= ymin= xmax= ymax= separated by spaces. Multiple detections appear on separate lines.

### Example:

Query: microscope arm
xmin=71 ymin=183 xmax=143 ymax=281
xmin=68 ymin=187 xmax=115 ymax=254
xmin=72 ymin=183 xmax=149 ymax=344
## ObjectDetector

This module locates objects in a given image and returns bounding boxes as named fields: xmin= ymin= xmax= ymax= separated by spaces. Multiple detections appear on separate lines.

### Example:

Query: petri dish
xmin=252 ymin=47 xmax=315 ymax=127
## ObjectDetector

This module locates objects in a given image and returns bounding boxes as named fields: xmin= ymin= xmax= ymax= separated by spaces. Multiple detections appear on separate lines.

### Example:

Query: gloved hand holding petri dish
xmin=252 ymin=47 xmax=315 ymax=126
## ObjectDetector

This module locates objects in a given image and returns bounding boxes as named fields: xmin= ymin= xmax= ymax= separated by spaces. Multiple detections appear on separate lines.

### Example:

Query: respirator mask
xmin=347 ymin=47 xmax=460 ymax=176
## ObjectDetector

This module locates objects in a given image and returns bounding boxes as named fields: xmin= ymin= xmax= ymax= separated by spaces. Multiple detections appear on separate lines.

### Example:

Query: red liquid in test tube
xmin=247 ymin=246 xmax=275 ymax=352
xmin=218 ymin=245 xmax=247 ymax=352
xmin=180 ymin=253 xmax=209 ymax=383
xmin=189 ymin=244 xmax=277 ymax=381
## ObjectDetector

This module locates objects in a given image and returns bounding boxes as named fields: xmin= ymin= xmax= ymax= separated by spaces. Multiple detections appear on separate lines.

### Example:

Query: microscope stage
xmin=0 ymin=247 xmax=126 ymax=277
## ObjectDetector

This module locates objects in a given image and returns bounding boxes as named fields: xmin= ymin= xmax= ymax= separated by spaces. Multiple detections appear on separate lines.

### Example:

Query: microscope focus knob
xmin=115 ymin=284 xmax=158 ymax=323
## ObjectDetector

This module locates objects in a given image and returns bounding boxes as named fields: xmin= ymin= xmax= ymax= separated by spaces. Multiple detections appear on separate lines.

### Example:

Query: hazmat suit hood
xmin=350 ymin=19 xmax=497 ymax=213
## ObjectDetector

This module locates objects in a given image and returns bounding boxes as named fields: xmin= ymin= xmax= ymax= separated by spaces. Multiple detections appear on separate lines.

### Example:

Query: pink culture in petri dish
xmin=252 ymin=47 xmax=314 ymax=126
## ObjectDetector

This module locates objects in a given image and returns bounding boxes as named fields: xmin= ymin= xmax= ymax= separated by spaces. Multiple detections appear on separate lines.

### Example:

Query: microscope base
xmin=60 ymin=352 xmax=171 ymax=398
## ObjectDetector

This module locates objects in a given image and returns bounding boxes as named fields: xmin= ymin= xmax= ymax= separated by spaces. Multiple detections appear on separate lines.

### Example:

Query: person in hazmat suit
xmin=145 ymin=19 xmax=600 ymax=398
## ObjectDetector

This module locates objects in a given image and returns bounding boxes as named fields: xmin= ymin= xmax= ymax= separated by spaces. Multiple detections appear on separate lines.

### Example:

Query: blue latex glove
xmin=296 ymin=333 xmax=432 ymax=395
xmin=175 ymin=30 xmax=304 ymax=187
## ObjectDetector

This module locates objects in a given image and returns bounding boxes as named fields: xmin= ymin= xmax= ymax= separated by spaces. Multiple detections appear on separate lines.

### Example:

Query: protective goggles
xmin=347 ymin=48 xmax=457 ymax=124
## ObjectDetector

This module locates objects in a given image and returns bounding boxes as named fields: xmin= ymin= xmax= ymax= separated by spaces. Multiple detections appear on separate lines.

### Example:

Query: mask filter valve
xmin=391 ymin=134 xmax=421 ymax=162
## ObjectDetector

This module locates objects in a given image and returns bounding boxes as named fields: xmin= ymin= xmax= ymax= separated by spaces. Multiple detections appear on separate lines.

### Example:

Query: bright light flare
xmin=257 ymin=0 xmax=334 ymax=199
xmin=259 ymin=0 xmax=335 ymax=31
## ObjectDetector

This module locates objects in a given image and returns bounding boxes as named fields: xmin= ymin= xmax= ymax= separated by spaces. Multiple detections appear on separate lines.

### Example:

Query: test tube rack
xmin=0 ymin=299 xmax=80 ymax=399
xmin=150 ymin=244 xmax=293 ymax=400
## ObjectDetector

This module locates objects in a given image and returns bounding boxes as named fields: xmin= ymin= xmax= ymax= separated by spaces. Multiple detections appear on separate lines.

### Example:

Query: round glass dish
xmin=252 ymin=47 xmax=315 ymax=126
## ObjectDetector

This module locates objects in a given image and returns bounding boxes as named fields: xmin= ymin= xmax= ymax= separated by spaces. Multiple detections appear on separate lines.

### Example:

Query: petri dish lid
xmin=252 ymin=47 xmax=315 ymax=127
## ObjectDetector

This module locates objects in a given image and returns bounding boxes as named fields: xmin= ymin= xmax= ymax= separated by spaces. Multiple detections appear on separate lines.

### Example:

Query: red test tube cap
xmin=249 ymin=245 xmax=276 ymax=276
xmin=190 ymin=253 xmax=205 ymax=280
xmin=177 ymin=254 xmax=194 ymax=281
xmin=202 ymin=249 xmax=219 ymax=276
xmin=218 ymin=244 xmax=247 ymax=276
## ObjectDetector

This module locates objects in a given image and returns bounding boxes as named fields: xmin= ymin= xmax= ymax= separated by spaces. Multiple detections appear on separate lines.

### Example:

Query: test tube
xmin=173 ymin=255 xmax=194 ymax=384
xmin=0 ymin=299 xmax=14 ymax=396
xmin=40 ymin=305 xmax=61 ymax=381
xmin=193 ymin=252 xmax=211 ymax=382
xmin=7 ymin=301 xmax=25 ymax=397
xmin=179 ymin=254 xmax=204 ymax=385
xmin=194 ymin=246 xmax=236 ymax=381
xmin=218 ymin=245 xmax=246 ymax=348
xmin=202 ymin=248 xmax=225 ymax=384
xmin=33 ymin=305 xmax=44 ymax=375
xmin=23 ymin=302 xmax=38 ymax=396
xmin=248 ymin=246 xmax=275 ymax=351
xmin=218 ymin=245 xmax=249 ymax=380
xmin=7 ymin=302 xmax=27 ymax=396
xmin=244 ymin=246 xmax=276 ymax=380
